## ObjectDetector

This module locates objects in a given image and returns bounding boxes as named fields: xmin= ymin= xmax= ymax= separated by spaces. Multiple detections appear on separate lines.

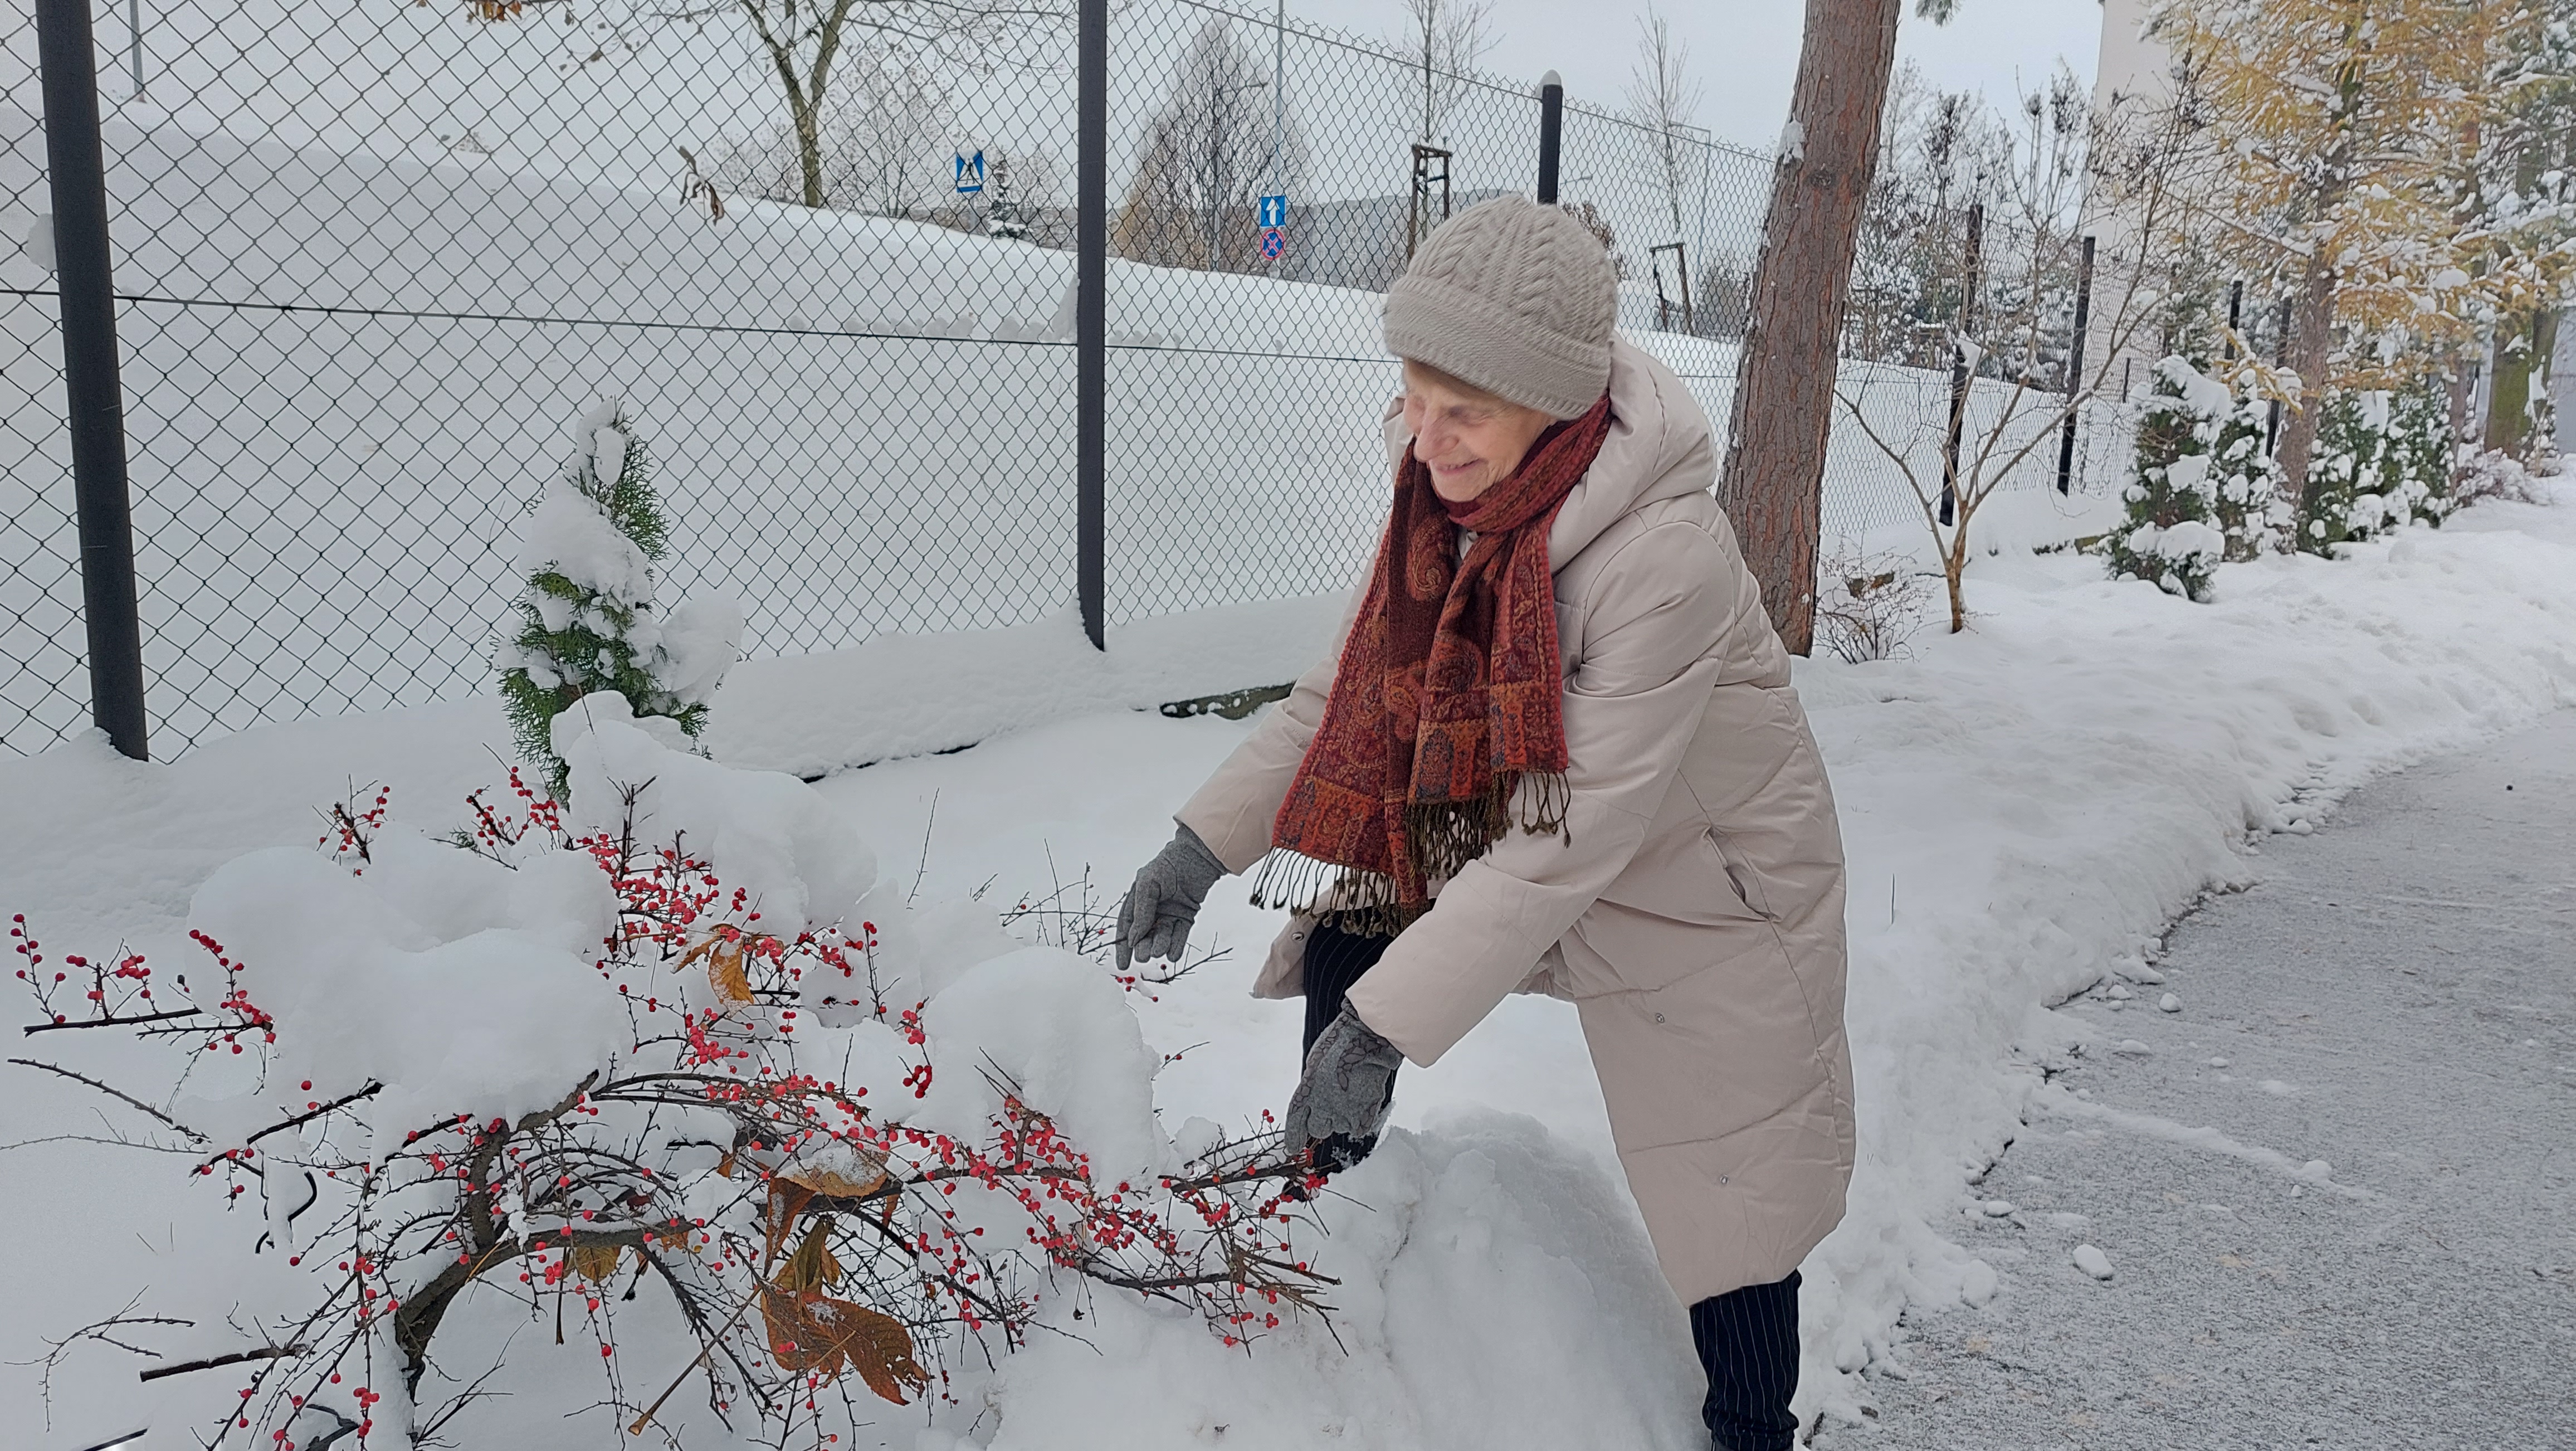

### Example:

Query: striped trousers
xmin=1301 ymin=924 xmax=1803 ymax=1450
xmin=1690 ymin=1270 xmax=1803 ymax=1451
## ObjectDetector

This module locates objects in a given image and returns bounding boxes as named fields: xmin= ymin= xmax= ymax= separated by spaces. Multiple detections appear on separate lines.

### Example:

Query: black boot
xmin=1690 ymin=1269 xmax=1803 ymax=1451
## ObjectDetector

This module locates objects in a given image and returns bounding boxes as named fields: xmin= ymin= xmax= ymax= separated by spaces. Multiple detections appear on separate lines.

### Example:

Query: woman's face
xmin=1401 ymin=362 xmax=1555 ymax=504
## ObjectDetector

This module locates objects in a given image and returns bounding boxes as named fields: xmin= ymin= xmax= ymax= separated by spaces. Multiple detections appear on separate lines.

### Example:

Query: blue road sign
xmin=1260 ymin=227 xmax=1285 ymax=260
xmin=954 ymin=150 xmax=986 ymax=196
xmin=1256 ymin=193 xmax=1288 ymax=228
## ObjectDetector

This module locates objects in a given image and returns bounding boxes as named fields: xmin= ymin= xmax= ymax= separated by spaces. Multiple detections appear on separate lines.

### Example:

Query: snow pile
xmin=2124 ymin=515 xmax=2226 ymax=569
xmin=1787 ymin=488 xmax=2576 ymax=1418
xmin=3 ymin=688 xmax=1715 ymax=1451
xmin=514 ymin=423 xmax=655 ymax=605
xmin=709 ymin=593 xmax=1350 ymax=777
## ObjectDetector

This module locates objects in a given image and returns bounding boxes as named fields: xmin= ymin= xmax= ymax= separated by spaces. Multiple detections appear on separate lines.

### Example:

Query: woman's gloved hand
xmin=1281 ymin=1002 xmax=1402 ymax=1174
xmin=1115 ymin=824 xmax=1226 ymax=972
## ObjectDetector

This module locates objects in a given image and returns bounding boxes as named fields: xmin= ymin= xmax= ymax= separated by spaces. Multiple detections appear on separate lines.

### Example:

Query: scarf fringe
xmin=1248 ymin=850 xmax=1417 ymax=938
xmin=1251 ymin=771 xmax=1571 ymax=936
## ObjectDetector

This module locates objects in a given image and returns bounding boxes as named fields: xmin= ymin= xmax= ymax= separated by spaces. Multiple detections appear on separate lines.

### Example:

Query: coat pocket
xmin=1705 ymin=830 xmax=1777 ymax=921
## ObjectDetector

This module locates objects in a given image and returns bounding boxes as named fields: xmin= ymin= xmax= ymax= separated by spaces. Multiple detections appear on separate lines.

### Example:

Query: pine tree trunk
xmin=2445 ymin=349 xmax=2475 ymax=473
xmin=2277 ymin=247 xmax=2340 ymax=519
xmin=2485 ymin=308 xmax=2534 ymax=456
xmin=1715 ymin=0 xmax=1902 ymax=658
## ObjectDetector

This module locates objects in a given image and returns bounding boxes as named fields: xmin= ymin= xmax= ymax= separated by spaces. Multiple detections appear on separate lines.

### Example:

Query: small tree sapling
xmin=496 ymin=402 xmax=742 ymax=796
xmin=2102 ymin=355 xmax=2289 ymax=601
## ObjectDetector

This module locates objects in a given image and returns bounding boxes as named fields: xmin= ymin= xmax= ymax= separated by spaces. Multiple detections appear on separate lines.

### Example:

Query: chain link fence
xmin=3 ymin=0 xmax=2121 ymax=757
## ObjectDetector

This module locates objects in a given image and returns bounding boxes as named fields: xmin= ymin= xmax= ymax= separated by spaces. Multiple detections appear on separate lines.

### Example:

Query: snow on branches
xmin=2301 ymin=380 xmax=2457 ymax=551
xmin=497 ymin=401 xmax=744 ymax=797
xmin=12 ymin=703 xmax=1328 ymax=1450
xmin=2104 ymin=355 xmax=2290 ymax=600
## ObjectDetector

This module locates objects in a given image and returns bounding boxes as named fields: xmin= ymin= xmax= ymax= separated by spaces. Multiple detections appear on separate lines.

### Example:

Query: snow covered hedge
xmin=2103 ymin=356 xmax=2289 ymax=601
xmin=2301 ymin=380 xmax=2456 ymax=551
xmin=10 ymin=695 xmax=1328 ymax=1449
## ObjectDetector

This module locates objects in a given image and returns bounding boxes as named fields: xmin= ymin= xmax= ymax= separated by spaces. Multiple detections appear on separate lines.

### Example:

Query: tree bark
xmin=2484 ymin=307 xmax=2534 ymax=455
xmin=1715 ymin=0 xmax=1903 ymax=656
xmin=2277 ymin=244 xmax=2339 ymax=527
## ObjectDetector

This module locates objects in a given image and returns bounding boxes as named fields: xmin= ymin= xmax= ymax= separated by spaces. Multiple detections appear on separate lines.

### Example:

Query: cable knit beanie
xmin=1382 ymin=194 xmax=1619 ymax=420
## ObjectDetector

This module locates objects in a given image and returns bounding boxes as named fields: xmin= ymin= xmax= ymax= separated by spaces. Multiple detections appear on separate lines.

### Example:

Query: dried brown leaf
xmin=758 ymin=1285 xmax=928 ymax=1405
xmin=775 ymin=1218 xmax=843 ymax=1294
xmin=570 ymin=1243 xmax=625 ymax=1283
xmin=708 ymin=941 xmax=754 ymax=1004
xmin=777 ymin=1149 xmax=890 ymax=1202
xmin=761 ymin=1179 xmax=818 ymax=1270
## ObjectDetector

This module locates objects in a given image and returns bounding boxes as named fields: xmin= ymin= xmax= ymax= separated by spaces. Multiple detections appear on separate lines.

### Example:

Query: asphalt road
xmin=1819 ymin=709 xmax=2576 ymax=1451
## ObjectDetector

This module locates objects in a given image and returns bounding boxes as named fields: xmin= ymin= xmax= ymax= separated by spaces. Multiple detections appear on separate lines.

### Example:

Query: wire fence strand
xmin=2 ymin=0 xmax=2123 ymax=755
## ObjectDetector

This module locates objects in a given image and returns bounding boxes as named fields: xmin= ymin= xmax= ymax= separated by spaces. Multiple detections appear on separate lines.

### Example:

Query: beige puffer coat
xmin=1177 ymin=338 xmax=1853 ymax=1306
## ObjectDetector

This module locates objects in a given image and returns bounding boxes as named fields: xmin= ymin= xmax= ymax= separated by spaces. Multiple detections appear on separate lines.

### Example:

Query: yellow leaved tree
xmin=2148 ymin=0 xmax=2496 ymax=507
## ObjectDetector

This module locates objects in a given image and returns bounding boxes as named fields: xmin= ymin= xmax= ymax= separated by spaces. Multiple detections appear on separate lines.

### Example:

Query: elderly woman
xmin=1117 ymin=195 xmax=1853 ymax=1451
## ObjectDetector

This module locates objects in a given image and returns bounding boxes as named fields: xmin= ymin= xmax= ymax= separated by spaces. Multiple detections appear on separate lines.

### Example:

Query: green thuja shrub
xmin=496 ymin=401 xmax=741 ymax=796
xmin=2300 ymin=378 xmax=2455 ymax=554
xmin=2102 ymin=356 xmax=2288 ymax=602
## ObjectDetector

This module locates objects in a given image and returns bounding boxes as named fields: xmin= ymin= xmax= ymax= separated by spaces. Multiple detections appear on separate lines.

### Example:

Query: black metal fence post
xmin=37 ymin=0 xmax=149 ymax=759
xmin=2055 ymin=233 xmax=2094 ymax=494
xmin=1940 ymin=201 xmax=1984 ymax=527
xmin=1536 ymin=71 xmax=1562 ymax=204
xmin=1076 ymin=0 xmax=1106 ymax=651
xmin=2265 ymin=295 xmax=2292 ymax=455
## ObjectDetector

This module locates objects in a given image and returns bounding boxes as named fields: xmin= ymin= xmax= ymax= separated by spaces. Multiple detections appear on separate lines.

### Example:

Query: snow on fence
xmin=1 ymin=0 xmax=2125 ymax=757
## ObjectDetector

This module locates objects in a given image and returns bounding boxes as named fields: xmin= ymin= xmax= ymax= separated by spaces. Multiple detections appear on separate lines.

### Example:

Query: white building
xmin=2076 ymin=0 xmax=2176 ymax=405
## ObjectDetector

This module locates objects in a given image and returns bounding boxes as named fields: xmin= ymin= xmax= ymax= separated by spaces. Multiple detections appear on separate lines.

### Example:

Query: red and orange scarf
xmin=1256 ymin=393 xmax=1614 ymax=932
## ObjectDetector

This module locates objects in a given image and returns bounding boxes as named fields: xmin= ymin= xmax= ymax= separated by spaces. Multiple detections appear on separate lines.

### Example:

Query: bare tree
xmin=706 ymin=42 xmax=956 ymax=218
xmin=1832 ymin=65 xmax=2218 ymax=634
xmin=1625 ymin=4 xmax=1706 ymax=245
xmin=623 ymin=0 xmax=1067 ymax=211
xmin=1395 ymin=0 xmax=1497 ymax=144
xmin=1716 ymin=0 xmax=1906 ymax=655
xmin=1114 ymin=18 xmax=1301 ymax=272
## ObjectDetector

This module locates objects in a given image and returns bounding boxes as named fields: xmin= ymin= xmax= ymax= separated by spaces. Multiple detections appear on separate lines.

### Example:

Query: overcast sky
xmin=1283 ymin=0 xmax=2109 ymax=152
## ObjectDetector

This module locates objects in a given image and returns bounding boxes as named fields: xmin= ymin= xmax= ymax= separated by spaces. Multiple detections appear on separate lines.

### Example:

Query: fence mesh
xmin=3 ymin=0 xmax=2121 ymax=756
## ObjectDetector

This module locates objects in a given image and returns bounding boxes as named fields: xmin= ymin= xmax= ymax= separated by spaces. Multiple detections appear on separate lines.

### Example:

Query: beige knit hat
xmin=1382 ymin=194 xmax=1619 ymax=420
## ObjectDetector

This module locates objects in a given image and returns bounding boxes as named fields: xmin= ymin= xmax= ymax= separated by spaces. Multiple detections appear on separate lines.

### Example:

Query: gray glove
xmin=1280 ymin=1002 xmax=1403 ymax=1172
xmin=1115 ymin=824 xmax=1226 ymax=971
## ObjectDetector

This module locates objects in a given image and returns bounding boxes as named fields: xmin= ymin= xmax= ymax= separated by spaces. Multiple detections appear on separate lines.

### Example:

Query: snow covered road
xmin=1821 ymin=708 xmax=2576 ymax=1450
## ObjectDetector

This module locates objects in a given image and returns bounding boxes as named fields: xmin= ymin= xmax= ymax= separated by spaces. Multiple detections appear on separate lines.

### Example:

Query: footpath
xmin=1821 ymin=709 xmax=2576 ymax=1451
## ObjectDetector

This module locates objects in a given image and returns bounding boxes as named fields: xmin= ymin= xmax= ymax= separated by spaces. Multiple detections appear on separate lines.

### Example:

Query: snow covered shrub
xmin=2299 ymin=381 xmax=2455 ymax=552
xmin=11 ymin=699 xmax=1328 ymax=1449
xmin=496 ymin=402 xmax=743 ymax=796
xmin=2452 ymin=446 xmax=2559 ymax=507
xmin=1814 ymin=545 xmax=1935 ymax=663
xmin=2102 ymin=356 xmax=2288 ymax=601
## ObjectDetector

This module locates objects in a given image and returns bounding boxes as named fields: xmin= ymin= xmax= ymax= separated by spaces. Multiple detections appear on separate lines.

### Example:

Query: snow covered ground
xmin=4 ymin=483 xmax=2570 ymax=1449
xmin=1 ymin=100 xmax=2125 ymax=754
